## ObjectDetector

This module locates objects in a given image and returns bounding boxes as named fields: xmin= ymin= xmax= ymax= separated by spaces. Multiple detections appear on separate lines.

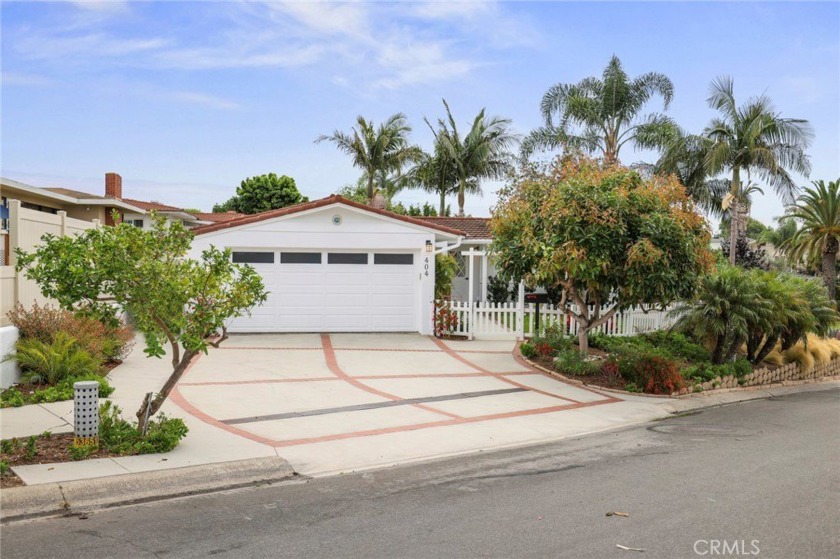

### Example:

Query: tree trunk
xmin=753 ymin=333 xmax=780 ymax=365
xmin=577 ymin=327 xmax=589 ymax=354
xmin=439 ymin=189 xmax=446 ymax=217
xmin=367 ymin=174 xmax=375 ymax=204
xmin=723 ymin=334 xmax=742 ymax=362
xmin=728 ymin=167 xmax=741 ymax=265
xmin=136 ymin=350 xmax=198 ymax=434
xmin=457 ymin=180 xmax=466 ymax=217
xmin=712 ymin=333 xmax=727 ymax=364
xmin=822 ymin=236 xmax=838 ymax=300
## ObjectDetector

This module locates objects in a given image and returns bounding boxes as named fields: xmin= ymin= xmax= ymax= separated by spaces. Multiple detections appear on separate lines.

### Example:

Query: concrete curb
xmin=0 ymin=456 xmax=297 ymax=523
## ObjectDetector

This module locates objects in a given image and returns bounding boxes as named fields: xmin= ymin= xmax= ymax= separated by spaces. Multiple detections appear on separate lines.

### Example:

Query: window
xmin=455 ymin=253 xmax=468 ymax=277
xmin=130 ymin=219 xmax=144 ymax=228
xmin=374 ymin=253 xmax=413 ymax=265
xmin=328 ymin=253 xmax=368 ymax=264
xmin=281 ymin=252 xmax=322 ymax=264
xmin=20 ymin=201 xmax=58 ymax=214
xmin=232 ymin=251 xmax=275 ymax=264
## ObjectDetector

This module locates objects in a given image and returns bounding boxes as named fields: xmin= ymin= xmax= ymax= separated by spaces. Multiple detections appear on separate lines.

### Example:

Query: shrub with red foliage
xmin=535 ymin=342 xmax=556 ymax=358
xmin=434 ymin=306 xmax=460 ymax=338
xmin=7 ymin=303 xmax=134 ymax=363
xmin=639 ymin=356 xmax=684 ymax=395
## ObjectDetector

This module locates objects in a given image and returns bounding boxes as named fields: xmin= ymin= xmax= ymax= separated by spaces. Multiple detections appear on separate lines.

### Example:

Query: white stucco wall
xmin=189 ymin=204 xmax=444 ymax=335
xmin=1 ymin=325 xmax=20 ymax=388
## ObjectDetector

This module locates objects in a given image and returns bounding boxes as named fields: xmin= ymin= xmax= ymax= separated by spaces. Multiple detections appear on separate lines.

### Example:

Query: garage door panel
xmin=229 ymin=250 xmax=420 ymax=333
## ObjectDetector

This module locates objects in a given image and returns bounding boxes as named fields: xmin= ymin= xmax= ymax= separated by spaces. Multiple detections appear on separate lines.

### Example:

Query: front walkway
xmin=6 ymin=333 xmax=677 ymax=485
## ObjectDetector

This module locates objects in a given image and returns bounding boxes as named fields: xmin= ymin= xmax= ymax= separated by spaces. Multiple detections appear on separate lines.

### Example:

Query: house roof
xmin=17 ymin=184 xmax=145 ymax=212
xmin=417 ymin=217 xmax=492 ymax=239
xmin=190 ymin=211 xmax=246 ymax=223
xmin=122 ymin=198 xmax=183 ymax=212
xmin=44 ymin=187 xmax=109 ymax=200
xmin=191 ymin=195 xmax=466 ymax=237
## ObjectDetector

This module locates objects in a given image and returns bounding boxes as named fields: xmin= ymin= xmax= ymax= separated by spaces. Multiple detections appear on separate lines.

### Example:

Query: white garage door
xmin=227 ymin=250 xmax=420 ymax=332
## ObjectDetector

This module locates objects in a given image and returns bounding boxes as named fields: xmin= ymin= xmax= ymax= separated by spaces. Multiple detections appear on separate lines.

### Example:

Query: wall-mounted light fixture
xmin=425 ymin=240 xmax=433 ymax=253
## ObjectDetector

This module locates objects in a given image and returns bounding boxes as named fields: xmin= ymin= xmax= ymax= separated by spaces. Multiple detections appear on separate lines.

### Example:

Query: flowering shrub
xmin=434 ymin=306 xmax=460 ymax=338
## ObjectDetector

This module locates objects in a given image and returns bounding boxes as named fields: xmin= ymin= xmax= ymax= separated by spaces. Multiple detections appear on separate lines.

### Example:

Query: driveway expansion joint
xmin=221 ymin=387 xmax=527 ymax=425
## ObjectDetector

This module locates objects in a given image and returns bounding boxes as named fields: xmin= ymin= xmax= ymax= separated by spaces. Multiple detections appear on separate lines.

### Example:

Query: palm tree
xmin=655 ymin=130 xmax=729 ymax=216
xmin=784 ymin=179 xmax=840 ymax=299
xmin=316 ymin=113 xmax=422 ymax=203
xmin=670 ymin=266 xmax=767 ymax=364
xmin=523 ymin=55 xmax=677 ymax=164
xmin=428 ymin=99 xmax=517 ymax=216
xmin=407 ymin=141 xmax=460 ymax=216
xmin=703 ymin=76 xmax=814 ymax=265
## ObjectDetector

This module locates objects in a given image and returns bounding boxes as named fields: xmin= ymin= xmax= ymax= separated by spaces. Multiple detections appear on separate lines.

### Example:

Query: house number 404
xmin=424 ymin=257 xmax=429 ymax=276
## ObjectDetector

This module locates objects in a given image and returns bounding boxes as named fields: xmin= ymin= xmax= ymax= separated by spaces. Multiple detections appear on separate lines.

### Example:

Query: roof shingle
xmin=416 ymin=217 xmax=492 ymax=239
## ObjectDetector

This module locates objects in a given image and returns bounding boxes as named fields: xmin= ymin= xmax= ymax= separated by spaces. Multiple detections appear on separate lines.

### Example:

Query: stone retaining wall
xmin=689 ymin=356 xmax=840 ymax=393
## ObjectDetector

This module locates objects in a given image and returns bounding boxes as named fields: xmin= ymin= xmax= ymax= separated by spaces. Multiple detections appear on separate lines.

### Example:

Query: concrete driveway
xmin=170 ymin=333 xmax=656 ymax=476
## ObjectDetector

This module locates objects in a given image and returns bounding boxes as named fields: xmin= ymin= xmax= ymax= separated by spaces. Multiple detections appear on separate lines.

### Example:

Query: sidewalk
xmin=2 ymin=333 xmax=838 ymax=487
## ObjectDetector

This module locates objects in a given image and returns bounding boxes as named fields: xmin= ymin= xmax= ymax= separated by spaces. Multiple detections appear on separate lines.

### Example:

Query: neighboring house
xmin=0 ymin=173 xmax=237 ymax=386
xmin=417 ymin=217 xmax=497 ymax=302
xmin=189 ymin=195 xmax=465 ymax=335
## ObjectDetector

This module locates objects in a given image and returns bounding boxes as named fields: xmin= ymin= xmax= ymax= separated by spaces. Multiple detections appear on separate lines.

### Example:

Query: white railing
xmin=438 ymin=299 xmax=677 ymax=340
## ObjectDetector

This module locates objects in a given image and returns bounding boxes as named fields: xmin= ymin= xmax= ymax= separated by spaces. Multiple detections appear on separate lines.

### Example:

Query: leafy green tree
xmin=16 ymin=214 xmax=268 ymax=433
xmin=335 ymin=182 xmax=369 ymax=204
xmin=213 ymin=173 xmax=307 ymax=214
xmin=523 ymin=55 xmax=677 ymax=164
xmin=492 ymin=154 xmax=712 ymax=352
xmin=428 ymin=99 xmax=517 ymax=216
xmin=317 ymin=114 xmax=422 ymax=203
xmin=719 ymin=216 xmax=770 ymax=241
xmin=758 ymin=216 xmax=798 ymax=248
xmin=784 ymin=179 xmax=840 ymax=298
xmin=704 ymin=76 xmax=814 ymax=265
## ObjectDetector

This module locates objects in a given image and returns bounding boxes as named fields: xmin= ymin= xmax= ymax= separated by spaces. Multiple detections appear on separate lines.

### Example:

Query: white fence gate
xmin=438 ymin=299 xmax=677 ymax=340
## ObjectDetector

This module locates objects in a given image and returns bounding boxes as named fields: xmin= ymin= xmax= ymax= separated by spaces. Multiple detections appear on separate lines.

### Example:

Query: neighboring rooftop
xmin=190 ymin=211 xmax=246 ymax=223
xmin=417 ymin=217 xmax=491 ymax=239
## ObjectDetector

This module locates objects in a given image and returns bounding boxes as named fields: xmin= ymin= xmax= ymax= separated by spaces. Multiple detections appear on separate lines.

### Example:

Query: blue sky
xmin=2 ymin=1 xmax=838 ymax=227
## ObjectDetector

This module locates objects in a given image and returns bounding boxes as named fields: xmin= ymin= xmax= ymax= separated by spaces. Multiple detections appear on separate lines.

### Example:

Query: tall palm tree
xmin=429 ymin=99 xmax=517 ymax=216
xmin=407 ymin=140 xmax=460 ymax=216
xmin=703 ymin=76 xmax=814 ymax=265
xmin=316 ymin=113 xmax=422 ymax=203
xmin=784 ymin=179 xmax=840 ymax=299
xmin=523 ymin=55 xmax=677 ymax=163
xmin=655 ymin=130 xmax=729 ymax=216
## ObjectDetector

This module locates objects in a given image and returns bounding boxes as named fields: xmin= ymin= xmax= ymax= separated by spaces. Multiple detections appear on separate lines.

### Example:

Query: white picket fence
xmin=439 ymin=300 xmax=677 ymax=340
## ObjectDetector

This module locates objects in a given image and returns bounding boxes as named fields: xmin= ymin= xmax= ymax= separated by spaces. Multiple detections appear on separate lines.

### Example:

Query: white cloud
xmin=411 ymin=1 xmax=492 ymax=21
xmin=16 ymin=32 xmax=170 ymax=60
xmin=8 ymin=1 xmax=539 ymax=91
xmin=2 ymin=72 xmax=53 ymax=87
xmin=166 ymin=91 xmax=241 ymax=111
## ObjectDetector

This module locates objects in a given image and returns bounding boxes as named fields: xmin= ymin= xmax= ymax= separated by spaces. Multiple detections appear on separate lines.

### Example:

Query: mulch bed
xmin=1 ymin=433 xmax=121 ymax=489
xmin=528 ymin=348 xmax=628 ymax=390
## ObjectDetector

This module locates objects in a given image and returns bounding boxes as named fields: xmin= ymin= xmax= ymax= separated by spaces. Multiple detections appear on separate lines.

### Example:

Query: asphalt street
xmin=2 ymin=388 xmax=838 ymax=559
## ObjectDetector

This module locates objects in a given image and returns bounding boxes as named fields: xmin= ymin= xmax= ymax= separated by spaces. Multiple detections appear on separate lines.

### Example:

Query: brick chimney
xmin=105 ymin=172 xmax=122 ymax=199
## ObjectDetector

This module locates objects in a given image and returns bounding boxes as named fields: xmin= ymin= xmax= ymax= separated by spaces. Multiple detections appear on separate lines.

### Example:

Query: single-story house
xmin=189 ymin=195 xmax=467 ymax=335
